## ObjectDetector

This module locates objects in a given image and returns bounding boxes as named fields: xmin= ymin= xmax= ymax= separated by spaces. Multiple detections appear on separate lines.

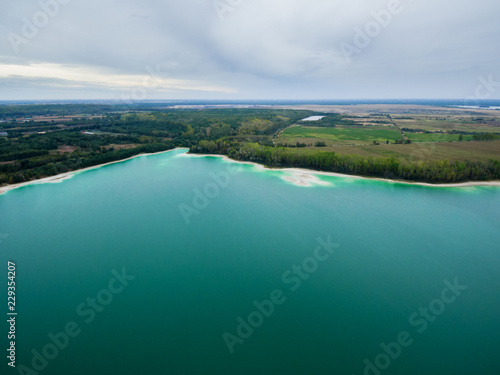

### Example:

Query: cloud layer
xmin=1 ymin=0 xmax=499 ymax=100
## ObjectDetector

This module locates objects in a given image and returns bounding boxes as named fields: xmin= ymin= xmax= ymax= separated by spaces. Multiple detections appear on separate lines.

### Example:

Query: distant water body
xmin=301 ymin=116 xmax=326 ymax=121
xmin=454 ymin=105 xmax=500 ymax=110
xmin=4 ymin=99 xmax=500 ymax=107
xmin=1 ymin=149 xmax=499 ymax=375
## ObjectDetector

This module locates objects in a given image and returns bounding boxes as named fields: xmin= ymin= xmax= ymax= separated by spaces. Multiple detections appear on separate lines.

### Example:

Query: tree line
xmin=1 ymin=105 xmax=499 ymax=185
xmin=0 ymin=142 xmax=174 ymax=185
xmin=191 ymin=141 xmax=500 ymax=183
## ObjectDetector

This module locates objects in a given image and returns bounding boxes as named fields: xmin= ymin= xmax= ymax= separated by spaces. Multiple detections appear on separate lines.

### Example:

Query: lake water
xmin=1 ymin=148 xmax=499 ymax=375
xmin=301 ymin=116 xmax=326 ymax=121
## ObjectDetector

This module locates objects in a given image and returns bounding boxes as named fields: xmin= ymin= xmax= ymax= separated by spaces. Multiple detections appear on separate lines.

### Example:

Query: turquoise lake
xmin=1 ymin=148 xmax=499 ymax=375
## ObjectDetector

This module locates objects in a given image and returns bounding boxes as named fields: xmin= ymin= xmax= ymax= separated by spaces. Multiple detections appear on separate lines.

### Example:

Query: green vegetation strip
xmin=279 ymin=126 xmax=403 ymax=144
xmin=1 ymin=105 xmax=499 ymax=185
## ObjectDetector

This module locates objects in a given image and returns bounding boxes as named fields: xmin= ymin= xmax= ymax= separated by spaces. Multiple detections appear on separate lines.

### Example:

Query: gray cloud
xmin=1 ymin=0 xmax=499 ymax=100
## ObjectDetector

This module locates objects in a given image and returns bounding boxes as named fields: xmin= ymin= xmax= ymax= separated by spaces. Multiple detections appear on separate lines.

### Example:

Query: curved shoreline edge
xmin=1 ymin=148 xmax=499 ymax=195
xmin=184 ymin=153 xmax=500 ymax=188
xmin=0 ymin=148 xmax=184 ymax=196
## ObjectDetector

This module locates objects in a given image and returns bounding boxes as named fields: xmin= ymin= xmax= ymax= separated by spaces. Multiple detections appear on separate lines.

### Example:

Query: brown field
xmin=346 ymin=116 xmax=393 ymax=126
xmin=48 ymin=144 xmax=140 ymax=155
xmin=391 ymin=115 xmax=500 ymax=133
xmin=103 ymin=144 xmax=140 ymax=150
xmin=275 ymin=104 xmax=500 ymax=117
xmin=55 ymin=145 xmax=77 ymax=154
xmin=274 ymin=104 xmax=500 ymax=134
xmin=272 ymin=105 xmax=500 ymax=163
xmin=30 ymin=115 xmax=105 ymax=122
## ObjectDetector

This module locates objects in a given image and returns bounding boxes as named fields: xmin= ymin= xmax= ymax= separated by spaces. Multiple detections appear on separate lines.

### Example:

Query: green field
xmin=406 ymin=133 xmax=474 ymax=142
xmin=278 ymin=126 xmax=403 ymax=145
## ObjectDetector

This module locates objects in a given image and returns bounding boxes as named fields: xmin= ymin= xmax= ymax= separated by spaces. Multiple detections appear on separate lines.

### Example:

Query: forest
xmin=1 ymin=104 xmax=499 ymax=185
xmin=0 ymin=107 xmax=310 ymax=184
xmin=191 ymin=141 xmax=500 ymax=183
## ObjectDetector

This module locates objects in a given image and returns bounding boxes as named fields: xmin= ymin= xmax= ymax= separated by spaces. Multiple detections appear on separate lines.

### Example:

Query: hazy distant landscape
xmin=1 ymin=101 xmax=499 ymax=188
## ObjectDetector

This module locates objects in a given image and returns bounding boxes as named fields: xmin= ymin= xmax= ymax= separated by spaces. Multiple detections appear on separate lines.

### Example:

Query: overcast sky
xmin=0 ymin=0 xmax=499 ymax=101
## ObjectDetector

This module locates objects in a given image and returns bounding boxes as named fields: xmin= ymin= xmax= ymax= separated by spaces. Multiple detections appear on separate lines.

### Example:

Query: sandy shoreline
xmin=0 ymin=148 xmax=183 ymax=196
xmin=183 ymin=152 xmax=500 ymax=188
xmin=1 ymin=148 xmax=499 ymax=195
